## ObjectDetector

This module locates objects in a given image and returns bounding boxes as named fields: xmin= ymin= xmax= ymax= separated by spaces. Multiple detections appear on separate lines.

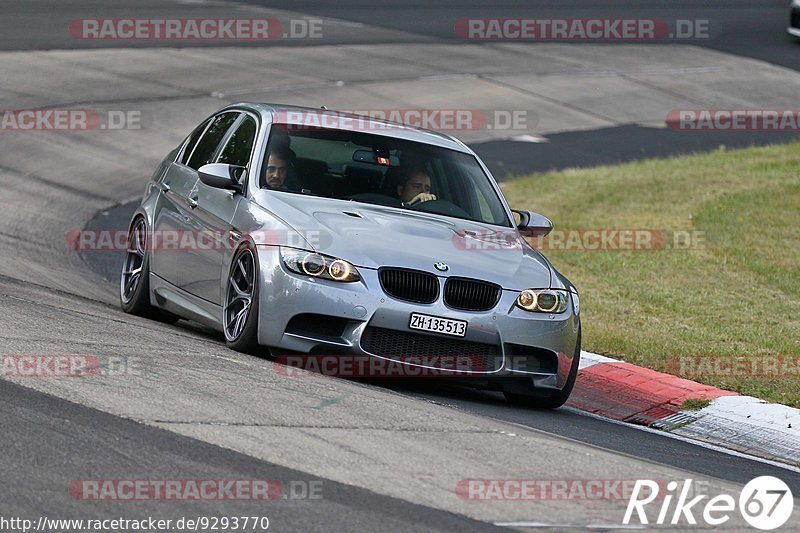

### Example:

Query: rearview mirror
xmin=197 ymin=163 xmax=246 ymax=192
xmin=352 ymin=149 xmax=400 ymax=166
xmin=511 ymin=209 xmax=553 ymax=238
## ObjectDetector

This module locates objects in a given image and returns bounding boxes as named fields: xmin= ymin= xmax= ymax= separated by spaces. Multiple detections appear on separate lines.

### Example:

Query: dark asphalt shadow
xmin=472 ymin=125 xmax=800 ymax=179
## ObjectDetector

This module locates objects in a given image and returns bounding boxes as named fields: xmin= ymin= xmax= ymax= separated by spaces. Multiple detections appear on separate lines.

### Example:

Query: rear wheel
xmin=119 ymin=216 xmax=179 ymax=324
xmin=503 ymin=329 xmax=581 ymax=409
xmin=223 ymin=244 xmax=261 ymax=354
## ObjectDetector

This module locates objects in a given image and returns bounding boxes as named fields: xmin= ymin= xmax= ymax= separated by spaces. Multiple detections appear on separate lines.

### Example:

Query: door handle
xmin=227 ymin=230 xmax=242 ymax=248
xmin=186 ymin=196 xmax=198 ymax=208
xmin=158 ymin=181 xmax=171 ymax=193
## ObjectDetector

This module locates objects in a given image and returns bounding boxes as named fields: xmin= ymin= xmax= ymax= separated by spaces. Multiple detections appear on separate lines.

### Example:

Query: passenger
xmin=396 ymin=167 xmax=437 ymax=206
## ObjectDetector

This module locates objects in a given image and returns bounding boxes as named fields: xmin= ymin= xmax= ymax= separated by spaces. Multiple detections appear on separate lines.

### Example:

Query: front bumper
xmin=255 ymin=246 xmax=580 ymax=390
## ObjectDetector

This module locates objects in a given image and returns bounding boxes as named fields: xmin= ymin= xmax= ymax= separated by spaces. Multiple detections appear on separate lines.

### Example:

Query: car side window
xmin=179 ymin=119 xmax=211 ymax=165
xmin=217 ymin=115 xmax=257 ymax=167
xmin=186 ymin=112 xmax=239 ymax=170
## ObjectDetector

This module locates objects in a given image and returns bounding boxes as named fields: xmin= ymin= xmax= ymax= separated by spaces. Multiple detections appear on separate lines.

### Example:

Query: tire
xmin=503 ymin=328 xmax=581 ymax=409
xmin=120 ymin=216 xmax=179 ymax=324
xmin=223 ymin=243 xmax=262 ymax=354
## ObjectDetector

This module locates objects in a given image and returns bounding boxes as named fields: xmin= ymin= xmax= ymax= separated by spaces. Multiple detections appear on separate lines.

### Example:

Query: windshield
xmin=260 ymin=123 xmax=512 ymax=227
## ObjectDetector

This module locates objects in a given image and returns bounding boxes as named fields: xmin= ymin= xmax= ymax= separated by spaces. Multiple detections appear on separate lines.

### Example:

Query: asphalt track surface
xmin=232 ymin=0 xmax=800 ymax=173
xmin=2 ymin=1 xmax=800 ymax=531
xmin=3 ymin=0 xmax=800 ymax=173
xmin=4 ymin=0 xmax=798 ymax=70
xmin=234 ymin=0 xmax=800 ymax=72
xmin=1 ymin=378 xmax=498 ymax=533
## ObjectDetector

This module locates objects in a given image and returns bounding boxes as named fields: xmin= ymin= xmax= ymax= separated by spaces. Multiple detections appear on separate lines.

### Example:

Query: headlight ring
xmin=515 ymin=288 xmax=569 ymax=313
xmin=281 ymin=248 xmax=361 ymax=283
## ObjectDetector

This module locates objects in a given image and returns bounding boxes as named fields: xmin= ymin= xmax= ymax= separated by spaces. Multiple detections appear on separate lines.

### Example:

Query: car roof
xmin=222 ymin=102 xmax=473 ymax=154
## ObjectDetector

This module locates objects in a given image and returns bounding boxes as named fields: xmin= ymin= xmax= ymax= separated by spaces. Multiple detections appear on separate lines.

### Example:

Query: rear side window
xmin=187 ymin=112 xmax=239 ymax=170
xmin=179 ymin=119 xmax=210 ymax=165
xmin=217 ymin=116 xmax=257 ymax=167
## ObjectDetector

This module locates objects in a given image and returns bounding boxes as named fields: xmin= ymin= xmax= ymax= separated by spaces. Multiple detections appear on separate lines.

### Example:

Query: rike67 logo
xmin=624 ymin=477 xmax=793 ymax=530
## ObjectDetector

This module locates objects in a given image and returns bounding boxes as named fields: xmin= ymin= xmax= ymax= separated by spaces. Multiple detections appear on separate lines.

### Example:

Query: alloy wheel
xmin=120 ymin=218 xmax=147 ymax=304
xmin=224 ymin=248 xmax=255 ymax=341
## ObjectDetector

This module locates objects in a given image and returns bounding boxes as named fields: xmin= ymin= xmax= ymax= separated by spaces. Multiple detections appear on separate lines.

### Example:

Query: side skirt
xmin=149 ymin=273 xmax=223 ymax=332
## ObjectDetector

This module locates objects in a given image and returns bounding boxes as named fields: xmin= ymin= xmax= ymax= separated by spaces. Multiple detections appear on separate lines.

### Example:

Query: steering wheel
xmin=408 ymin=199 xmax=471 ymax=219
xmin=346 ymin=193 xmax=403 ymax=207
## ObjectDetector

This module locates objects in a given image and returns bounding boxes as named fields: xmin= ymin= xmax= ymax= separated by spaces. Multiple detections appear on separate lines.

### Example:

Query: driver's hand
xmin=407 ymin=192 xmax=437 ymax=205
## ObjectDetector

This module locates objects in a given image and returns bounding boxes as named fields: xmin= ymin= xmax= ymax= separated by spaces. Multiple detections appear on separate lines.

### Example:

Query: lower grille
xmin=793 ymin=11 xmax=800 ymax=29
xmin=505 ymin=344 xmax=559 ymax=373
xmin=360 ymin=326 xmax=501 ymax=372
xmin=285 ymin=313 xmax=349 ymax=339
xmin=444 ymin=278 xmax=501 ymax=311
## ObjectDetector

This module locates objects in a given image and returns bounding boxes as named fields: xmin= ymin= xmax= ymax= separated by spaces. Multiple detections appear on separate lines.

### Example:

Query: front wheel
xmin=223 ymin=244 xmax=262 ymax=354
xmin=503 ymin=329 xmax=581 ymax=409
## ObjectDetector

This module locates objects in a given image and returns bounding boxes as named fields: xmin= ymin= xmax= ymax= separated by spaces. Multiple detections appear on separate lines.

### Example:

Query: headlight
xmin=516 ymin=289 xmax=569 ymax=313
xmin=280 ymin=248 xmax=361 ymax=283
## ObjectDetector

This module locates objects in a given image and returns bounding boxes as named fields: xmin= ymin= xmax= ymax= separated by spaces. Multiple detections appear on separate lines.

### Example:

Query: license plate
xmin=409 ymin=313 xmax=467 ymax=337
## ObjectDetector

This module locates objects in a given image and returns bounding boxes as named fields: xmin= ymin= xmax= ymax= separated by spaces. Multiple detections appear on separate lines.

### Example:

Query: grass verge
xmin=503 ymin=142 xmax=800 ymax=407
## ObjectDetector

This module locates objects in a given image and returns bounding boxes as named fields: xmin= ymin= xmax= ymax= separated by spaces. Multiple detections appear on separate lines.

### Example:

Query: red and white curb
xmin=567 ymin=351 xmax=800 ymax=466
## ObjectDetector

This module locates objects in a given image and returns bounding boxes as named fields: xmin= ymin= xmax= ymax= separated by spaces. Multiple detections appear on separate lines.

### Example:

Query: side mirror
xmin=197 ymin=163 xmax=246 ymax=192
xmin=511 ymin=209 xmax=553 ymax=238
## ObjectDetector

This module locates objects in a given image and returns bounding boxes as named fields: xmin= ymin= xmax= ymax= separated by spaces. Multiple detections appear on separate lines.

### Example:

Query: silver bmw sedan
xmin=120 ymin=103 xmax=581 ymax=408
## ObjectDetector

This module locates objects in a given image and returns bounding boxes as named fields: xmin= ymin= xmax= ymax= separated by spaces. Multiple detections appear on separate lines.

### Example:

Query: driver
xmin=396 ymin=167 xmax=437 ymax=206
xmin=264 ymin=146 xmax=294 ymax=190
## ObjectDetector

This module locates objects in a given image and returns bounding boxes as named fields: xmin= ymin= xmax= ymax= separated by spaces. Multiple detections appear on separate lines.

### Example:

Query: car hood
xmin=252 ymin=192 xmax=552 ymax=290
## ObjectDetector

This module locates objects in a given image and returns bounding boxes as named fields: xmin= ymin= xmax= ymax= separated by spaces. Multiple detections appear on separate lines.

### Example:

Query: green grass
xmin=681 ymin=398 xmax=712 ymax=411
xmin=502 ymin=142 xmax=800 ymax=407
